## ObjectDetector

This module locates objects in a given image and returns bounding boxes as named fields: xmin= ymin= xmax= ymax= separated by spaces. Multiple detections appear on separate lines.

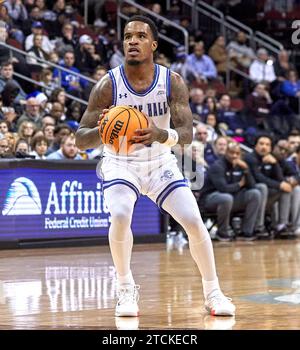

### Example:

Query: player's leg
xmin=161 ymin=186 xmax=235 ymax=316
xmin=103 ymin=183 xmax=139 ymax=316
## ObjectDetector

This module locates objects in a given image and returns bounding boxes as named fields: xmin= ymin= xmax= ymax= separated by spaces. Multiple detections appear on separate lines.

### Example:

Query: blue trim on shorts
xmin=156 ymin=179 xmax=188 ymax=210
xmin=103 ymin=179 xmax=140 ymax=200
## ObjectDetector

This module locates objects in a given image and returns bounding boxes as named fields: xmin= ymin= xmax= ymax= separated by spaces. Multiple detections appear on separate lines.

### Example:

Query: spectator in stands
xmin=26 ymin=33 xmax=49 ymax=71
xmin=170 ymin=46 xmax=190 ymax=83
xmin=43 ymin=123 xmax=55 ymax=144
xmin=0 ymin=120 xmax=9 ymax=134
xmin=227 ymin=31 xmax=255 ymax=70
xmin=288 ymin=131 xmax=300 ymax=156
xmin=1 ymin=80 xmax=23 ymax=120
xmin=65 ymin=100 xmax=82 ymax=124
xmin=189 ymin=88 xmax=206 ymax=119
xmin=249 ymin=48 xmax=276 ymax=84
xmin=53 ymin=50 xmax=88 ymax=97
xmin=109 ymin=40 xmax=124 ymax=69
xmin=18 ymin=120 xmax=36 ymax=147
xmin=83 ymin=65 xmax=106 ymax=100
xmin=94 ymin=24 xmax=114 ymax=66
xmin=45 ymin=123 xmax=71 ymax=155
xmin=245 ymin=83 xmax=272 ymax=131
xmin=25 ymin=21 xmax=55 ymax=54
xmin=281 ymin=69 xmax=300 ymax=114
xmin=14 ymin=138 xmax=31 ymax=158
xmin=185 ymin=41 xmax=217 ymax=84
xmin=4 ymin=131 xmax=16 ymax=154
xmin=0 ymin=106 xmax=17 ymax=132
xmin=55 ymin=22 xmax=78 ymax=55
xmin=49 ymin=101 xmax=65 ymax=123
xmin=205 ymin=87 xmax=218 ymax=99
xmin=199 ymin=141 xmax=261 ymax=241
xmin=155 ymin=52 xmax=170 ymax=68
xmin=26 ymin=6 xmax=43 ymax=26
xmin=17 ymin=97 xmax=43 ymax=128
xmin=41 ymin=115 xmax=55 ymax=128
xmin=75 ymin=35 xmax=101 ymax=75
xmin=287 ymin=145 xmax=300 ymax=235
xmin=214 ymin=136 xmax=228 ymax=156
xmin=0 ymin=134 xmax=12 ymax=158
xmin=5 ymin=0 xmax=28 ymax=28
xmin=0 ymin=61 xmax=26 ymax=102
xmin=208 ymin=35 xmax=228 ymax=80
xmin=274 ymin=50 xmax=295 ymax=83
xmin=35 ymin=0 xmax=48 ymax=18
xmin=0 ymin=22 xmax=31 ymax=91
xmin=0 ymin=2 xmax=24 ymax=43
xmin=47 ymin=133 xmax=83 ymax=160
xmin=273 ymin=139 xmax=300 ymax=236
xmin=48 ymin=50 xmax=59 ymax=64
xmin=205 ymin=113 xmax=219 ymax=142
xmin=40 ymin=68 xmax=60 ymax=97
xmin=30 ymin=134 xmax=48 ymax=159
xmin=194 ymin=123 xmax=218 ymax=167
xmin=244 ymin=135 xmax=292 ymax=236
xmin=217 ymin=94 xmax=244 ymax=136
xmin=49 ymin=87 xmax=66 ymax=109
xmin=202 ymin=96 xmax=218 ymax=119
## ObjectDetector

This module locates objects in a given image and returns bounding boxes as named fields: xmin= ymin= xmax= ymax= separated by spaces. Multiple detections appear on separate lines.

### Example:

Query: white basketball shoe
xmin=205 ymin=290 xmax=236 ymax=316
xmin=115 ymin=284 xmax=140 ymax=317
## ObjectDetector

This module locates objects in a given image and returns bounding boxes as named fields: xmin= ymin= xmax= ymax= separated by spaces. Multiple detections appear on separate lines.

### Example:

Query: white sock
xmin=109 ymin=233 xmax=133 ymax=277
xmin=189 ymin=236 xmax=218 ymax=282
xmin=104 ymin=185 xmax=137 ymax=287
xmin=202 ymin=278 xmax=221 ymax=299
xmin=163 ymin=188 xmax=218 ymax=284
xmin=117 ymin=270 xmax=135 ymax=287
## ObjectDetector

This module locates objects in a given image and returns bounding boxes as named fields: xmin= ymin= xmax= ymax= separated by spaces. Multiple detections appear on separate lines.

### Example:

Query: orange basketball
xmin=98 ymin=105 xmax=149 ymax=154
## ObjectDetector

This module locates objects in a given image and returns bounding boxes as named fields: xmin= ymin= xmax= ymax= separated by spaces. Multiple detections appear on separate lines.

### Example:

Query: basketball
xmin=99 ymin=105 xmax=148 ymax=154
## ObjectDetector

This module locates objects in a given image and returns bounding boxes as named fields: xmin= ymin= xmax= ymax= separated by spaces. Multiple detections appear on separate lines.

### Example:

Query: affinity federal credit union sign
xmin=0 ymin=166 xmax=161 ymax=241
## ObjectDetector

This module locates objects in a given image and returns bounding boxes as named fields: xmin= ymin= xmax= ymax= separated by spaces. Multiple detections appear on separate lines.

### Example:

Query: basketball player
xmin=75 ymin=15 xmax=235 ymax=317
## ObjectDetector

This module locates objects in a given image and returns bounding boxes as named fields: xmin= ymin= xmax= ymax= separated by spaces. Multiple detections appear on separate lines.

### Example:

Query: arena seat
xmin=7 ymin=38 xmax=23 ymax=50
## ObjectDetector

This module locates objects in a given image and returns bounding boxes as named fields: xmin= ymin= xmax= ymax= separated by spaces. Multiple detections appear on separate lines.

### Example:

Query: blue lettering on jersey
xmin=127 ymin=102 xmax=168 ymax=117
xmin=153 ymin=103 xmax=158 ymax=116
xmin=129 ymin=105 xmax=143 ymax=112
xmin=147 ymin=103 xmax=152 ymax=117
xmin=119 ymin=93 xmax=128 ymax=99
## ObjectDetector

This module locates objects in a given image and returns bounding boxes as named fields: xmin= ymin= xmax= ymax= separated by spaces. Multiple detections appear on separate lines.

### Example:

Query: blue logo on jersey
xmin=119 ymin=93 xmax=128 ymax=99
xmin=160 ymin=170 xmax=174 ymax=182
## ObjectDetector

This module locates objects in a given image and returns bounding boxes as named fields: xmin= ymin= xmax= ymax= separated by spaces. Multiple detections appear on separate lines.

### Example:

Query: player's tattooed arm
xmin=169 ymin=71 xmax=193 ymax=146
xmin=75 ymin=74 xmax=112 ymax=150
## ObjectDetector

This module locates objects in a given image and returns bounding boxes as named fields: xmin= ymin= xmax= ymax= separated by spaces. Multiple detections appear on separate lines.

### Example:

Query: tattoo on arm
xmin=170 ymin=72 xmax=193 ymax=146
xmin=75 ymin=74 xmax=113 ymax=150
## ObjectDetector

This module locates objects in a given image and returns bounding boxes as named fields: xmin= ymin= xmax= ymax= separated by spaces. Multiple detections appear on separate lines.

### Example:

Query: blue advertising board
xmin=0 ymin=161 xmax=162 ymax=241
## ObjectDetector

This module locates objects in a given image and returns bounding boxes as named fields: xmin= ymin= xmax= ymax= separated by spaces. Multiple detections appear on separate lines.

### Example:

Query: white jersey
xmin=105 ymin=64 xmax=172 ymax=162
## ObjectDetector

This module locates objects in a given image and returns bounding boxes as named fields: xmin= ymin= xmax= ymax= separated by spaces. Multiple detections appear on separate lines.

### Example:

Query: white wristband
xmin=163 ymin=128 xmax=179 ymax=147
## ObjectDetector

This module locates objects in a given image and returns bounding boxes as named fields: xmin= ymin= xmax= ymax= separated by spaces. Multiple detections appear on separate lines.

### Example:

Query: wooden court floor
xmin=1 ymin=238 xmax=300 ymax=330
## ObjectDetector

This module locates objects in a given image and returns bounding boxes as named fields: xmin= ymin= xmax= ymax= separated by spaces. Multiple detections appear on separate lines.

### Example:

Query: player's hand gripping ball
xmin=98 ymin=105 xmax=149 ymax=154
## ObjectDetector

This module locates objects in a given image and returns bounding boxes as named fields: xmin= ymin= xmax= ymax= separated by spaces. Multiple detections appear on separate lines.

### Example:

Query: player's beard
xmin=127 ymin=59 xmax=141 ymax=66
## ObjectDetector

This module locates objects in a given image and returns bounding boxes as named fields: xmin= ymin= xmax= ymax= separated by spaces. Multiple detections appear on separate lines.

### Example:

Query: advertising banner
xmin=0 ymin=161 xmax=161 ymax=241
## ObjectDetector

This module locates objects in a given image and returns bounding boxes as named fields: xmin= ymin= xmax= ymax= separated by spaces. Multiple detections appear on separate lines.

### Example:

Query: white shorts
xmin=98 ymin=153 xmax=188 ymax=211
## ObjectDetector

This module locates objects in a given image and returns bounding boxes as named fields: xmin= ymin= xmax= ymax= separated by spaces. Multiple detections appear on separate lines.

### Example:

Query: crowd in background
xmin=1 ymin=0 xmax=300 ymax=240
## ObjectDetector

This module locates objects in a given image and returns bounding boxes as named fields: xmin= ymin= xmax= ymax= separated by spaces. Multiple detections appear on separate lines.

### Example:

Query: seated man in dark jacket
xmin=244 ymin=135 xmax=292 ymax=235
xmin=199 ymin=141 xmax=261 ymax=241
xmin=273 ymin=139 xmax=300 ymax=235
